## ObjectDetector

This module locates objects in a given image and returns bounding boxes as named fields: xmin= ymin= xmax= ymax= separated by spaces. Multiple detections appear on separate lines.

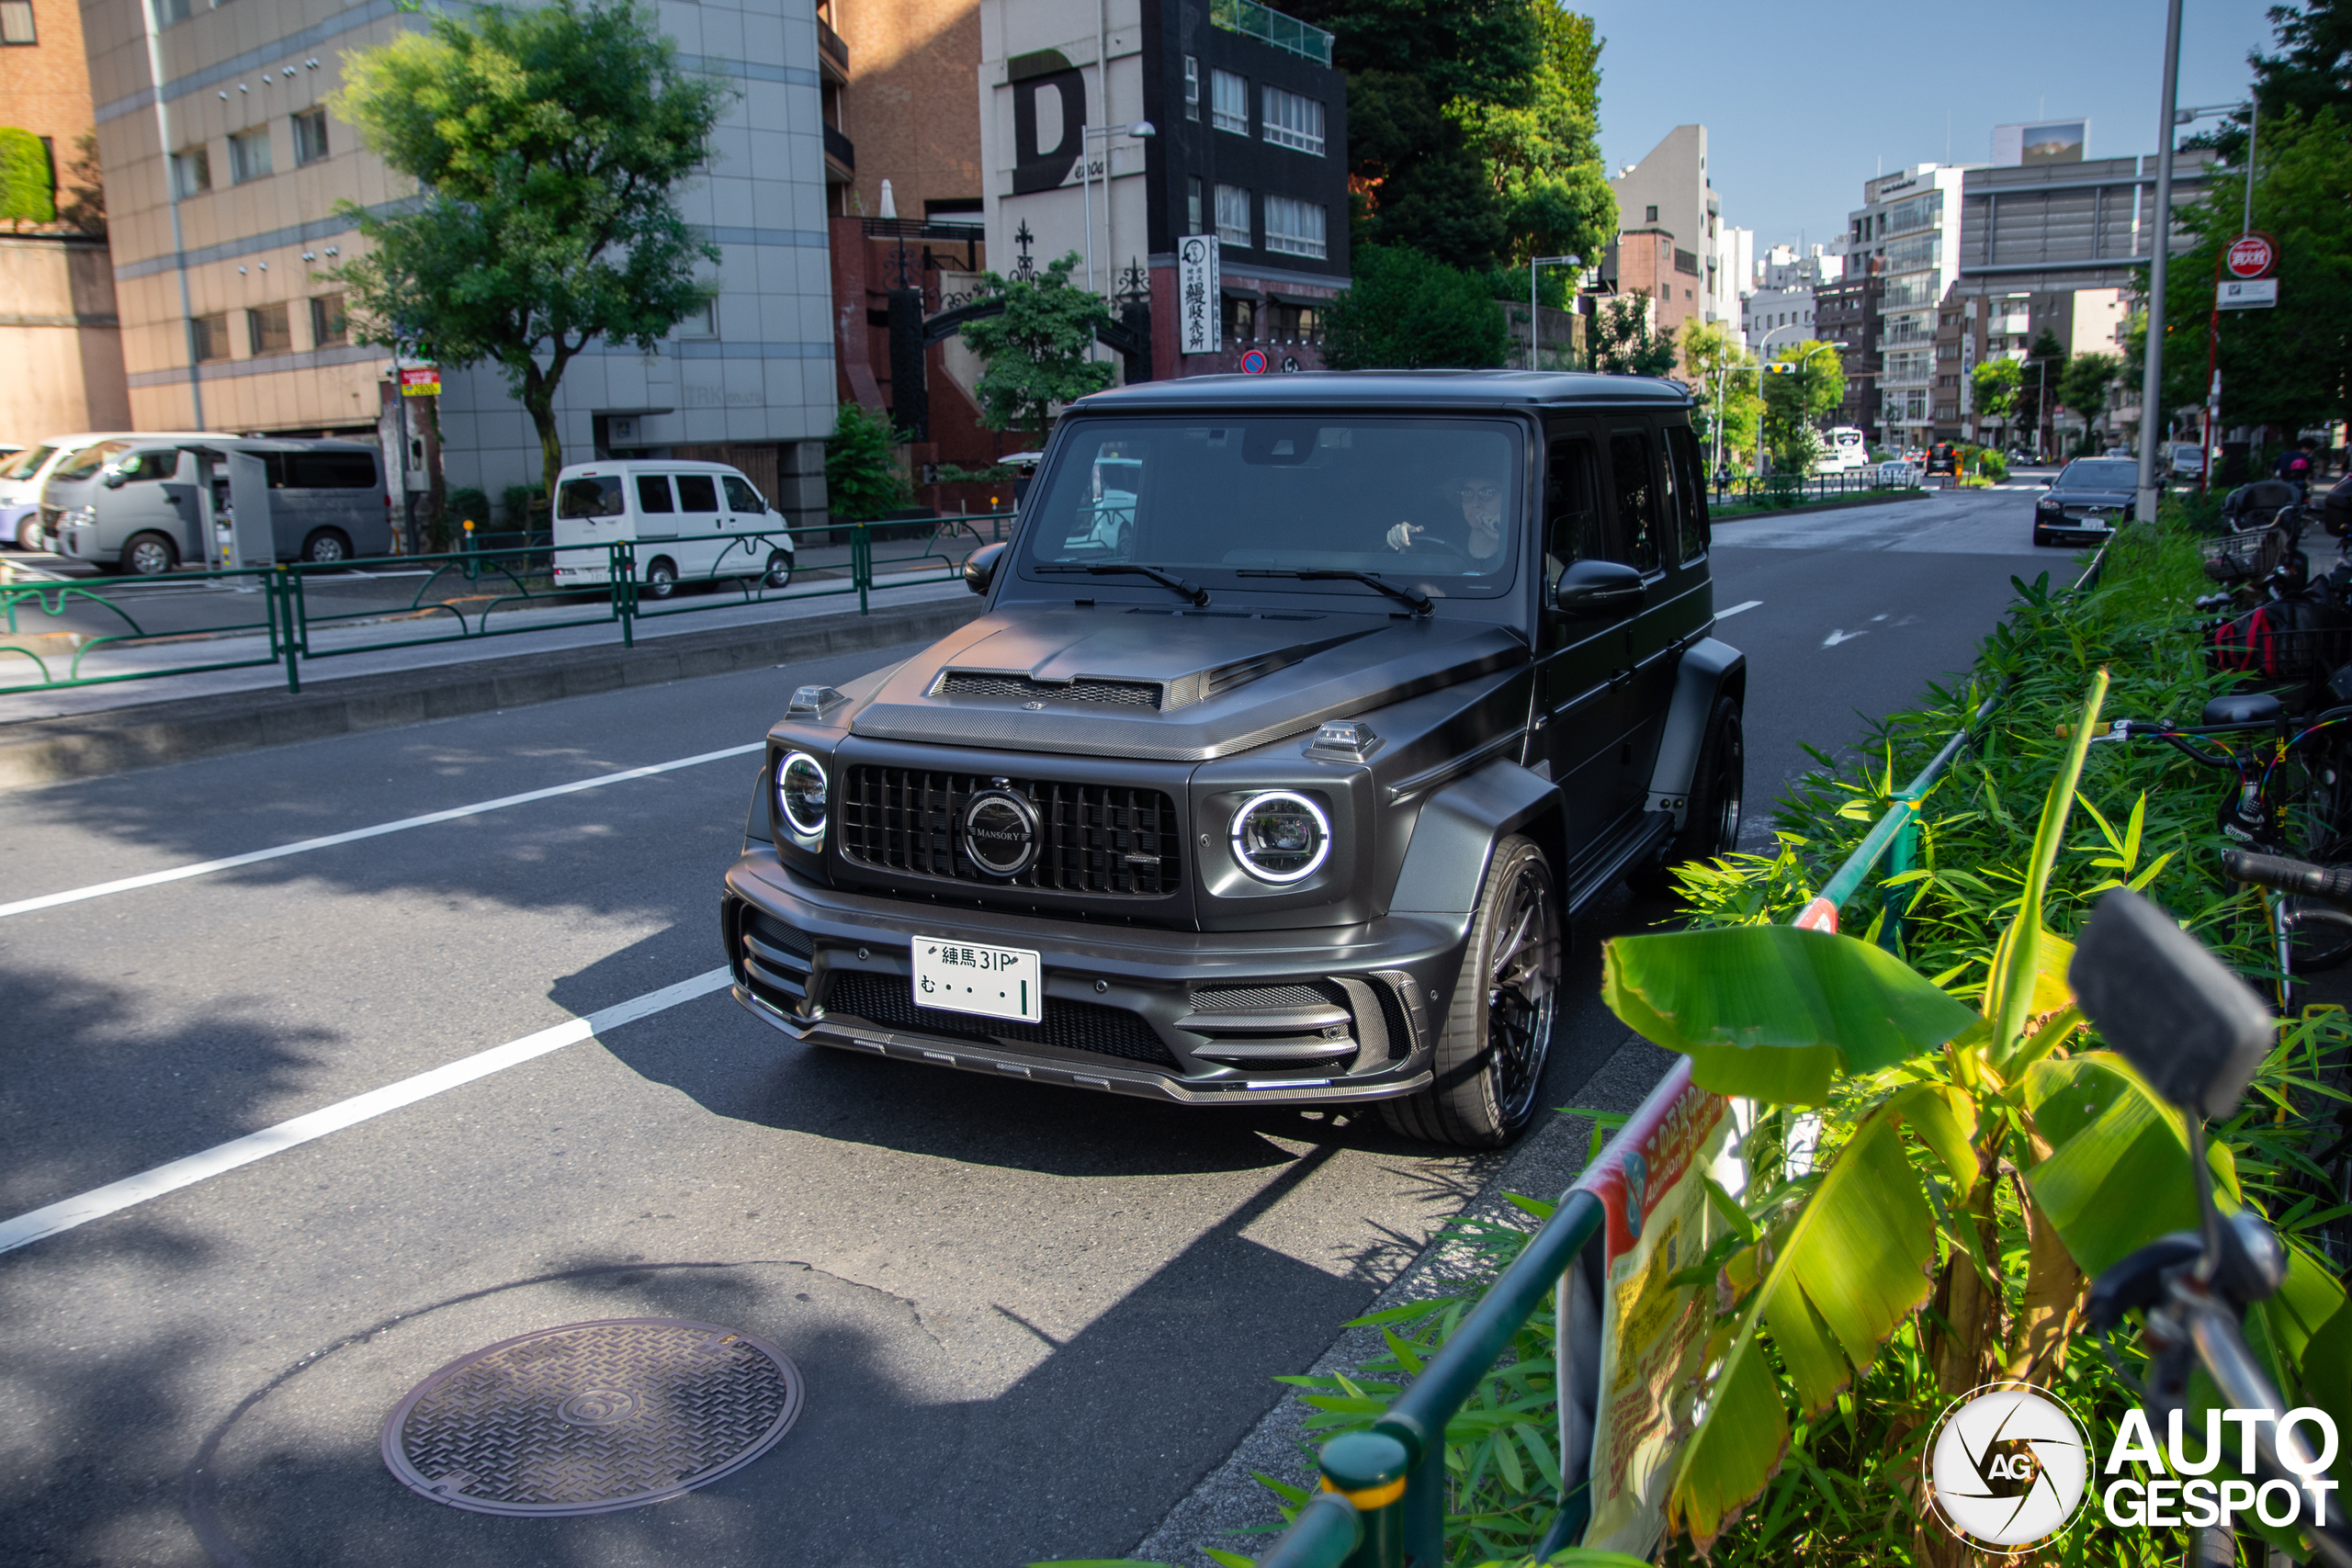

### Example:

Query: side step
xmin=1563 ymin=811 xmax=1675 ymax=914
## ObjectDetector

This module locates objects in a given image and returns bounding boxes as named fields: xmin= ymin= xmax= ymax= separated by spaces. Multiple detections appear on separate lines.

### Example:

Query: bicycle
xmin=2073 ymin=885 xmax=2352 ymax=1568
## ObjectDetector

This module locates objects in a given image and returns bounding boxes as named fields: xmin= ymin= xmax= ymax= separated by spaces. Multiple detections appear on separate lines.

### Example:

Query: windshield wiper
xmin=1036 ymin=563 xmax=1208 ymax=606
xmin=1236 ymin=569 xmax=1432 ymax=615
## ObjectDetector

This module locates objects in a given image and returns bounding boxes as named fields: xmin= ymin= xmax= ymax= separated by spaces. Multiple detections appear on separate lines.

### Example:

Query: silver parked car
xmin=48 ymin=437 xmax=391 ymax=574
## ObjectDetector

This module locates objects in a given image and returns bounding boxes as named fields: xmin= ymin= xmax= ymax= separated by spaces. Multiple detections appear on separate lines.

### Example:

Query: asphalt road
xmin=0 ymin=483 xmax=2062 ymax=1567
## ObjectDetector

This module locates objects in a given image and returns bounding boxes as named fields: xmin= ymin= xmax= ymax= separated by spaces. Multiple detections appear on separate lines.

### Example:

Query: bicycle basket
xmin=2202 ymin=526 xmax=2287 ymax=583
xmin=2211 ymin=611 xmax=2352 ymax=682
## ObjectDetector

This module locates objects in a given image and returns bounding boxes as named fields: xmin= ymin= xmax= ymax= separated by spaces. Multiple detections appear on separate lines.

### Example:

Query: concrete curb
xmin=1713 ymin=487 xmax=1936 ymax=524
xmin=0 ymin=597 xmax=980 ymax=788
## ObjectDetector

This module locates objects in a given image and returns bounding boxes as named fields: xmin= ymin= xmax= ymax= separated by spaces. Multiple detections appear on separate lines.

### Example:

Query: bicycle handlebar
xmin=2221 ymin=849 xmax=2352 ymax=903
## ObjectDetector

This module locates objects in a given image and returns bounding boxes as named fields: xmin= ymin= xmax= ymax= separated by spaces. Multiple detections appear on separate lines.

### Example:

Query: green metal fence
xmin=0 ymin=512 xmax=1010 ymax=699
xmin=1708 ymin=468 xmax=1924 ymax=512
xmin=1253 ymin=541 xmax=2110 ymax=1566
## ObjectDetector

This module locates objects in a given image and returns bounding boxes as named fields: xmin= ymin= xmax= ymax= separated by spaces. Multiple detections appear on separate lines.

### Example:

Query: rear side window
xmin=282 ymin=453 xmax=378 ymax=489
xmin=1607 ymin=430 xmax=1660 ymax=574
xmin=1664 ymin=424 xmax=1709 ymax=564
xmin=675 ymin=473 xmax=719 ymax=513
xmin=635 ymin=475 xmax=675 ymax=513
xmin=722 ymin=475 xmax=766 ymax=513
xmin=1544 ymin=437 xmax=1604 ymax=572
xmin=558 ymin=476 xmax=624 ymax=519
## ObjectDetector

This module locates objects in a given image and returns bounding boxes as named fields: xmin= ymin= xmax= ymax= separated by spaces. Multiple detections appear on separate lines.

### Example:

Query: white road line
xmin=0 ymin=965 xmax=735 ymax=1257
xmin=0 ymin=741 xmax=765 ymax=919
xmin=1716 ymin=600 xmax=1762 ymax=619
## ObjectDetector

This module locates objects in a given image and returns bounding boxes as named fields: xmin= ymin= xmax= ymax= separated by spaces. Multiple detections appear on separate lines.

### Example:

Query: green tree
xmin=1761 ymin=343 xmax=1845 ymax=472
xmin=2156 ymin=107 xmax=2351 ymax=440
xmin=2193 ymin=0 xmax=2351 ymax=162
xmin=1973 ymin=357 xmax=2022 ymax=446
xmin=1590 ymin=292 xmax=1678 ymax=378
xmin=2057 ymin=350 xmax=2121 ymax=446
xmin=0 ymin=129 xmax=55 ymax=229
xmin=956 ymin=252 xmax=1115 ymax=438
xmin=1452 ymin=3 xmax=1617 ymax=269
xmin=332 ymin=0 xmax=728 ymax=505
xmin=824 ymin=402 xmax=910 ymax=521
xmin=1321 ymin=245 xmax=1510 ymax=369
xmin=1678 ymin=320 xmax=1762 ymax=471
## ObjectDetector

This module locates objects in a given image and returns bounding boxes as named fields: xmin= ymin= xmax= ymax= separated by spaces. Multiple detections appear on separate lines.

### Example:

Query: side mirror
xmin=102 ymin=471 xmax=126 ymax=490
xmin=965 ymin=540 xmax=1007 ymax=596
xmin=1554 ymin=558 xmax=1645 ymax=617
xmin=2070 ymin=887 xmax=2272 ymax=1119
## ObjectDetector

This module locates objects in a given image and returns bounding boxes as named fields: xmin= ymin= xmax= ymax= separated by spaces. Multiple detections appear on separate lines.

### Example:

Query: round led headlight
xmin=777 ymin=750 xmax=828 ymax=840
xmin=1230 ymin=791 xmax=1331 ymax=884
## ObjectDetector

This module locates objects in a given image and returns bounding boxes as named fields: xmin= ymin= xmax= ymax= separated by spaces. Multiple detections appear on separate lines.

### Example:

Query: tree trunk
xmin=520 ymin=352 xmax=569 ymax=521
xmin=1930 ymin=1172 xmax=2003 ymax=1398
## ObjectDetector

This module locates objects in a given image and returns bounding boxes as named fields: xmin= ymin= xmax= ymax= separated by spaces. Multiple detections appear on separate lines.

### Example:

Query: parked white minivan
xmin=550 ymin=459 xmax=793 ymax=599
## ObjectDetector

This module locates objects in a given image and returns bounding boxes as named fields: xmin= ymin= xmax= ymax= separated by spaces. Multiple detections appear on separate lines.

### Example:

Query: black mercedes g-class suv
xmin=721 ymin=372 xmax=1745 ymax=1146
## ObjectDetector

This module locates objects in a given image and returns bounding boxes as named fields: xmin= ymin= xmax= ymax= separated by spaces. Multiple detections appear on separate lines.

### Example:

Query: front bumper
xmin=721 ymin=850 xmax=1471 ymax=1106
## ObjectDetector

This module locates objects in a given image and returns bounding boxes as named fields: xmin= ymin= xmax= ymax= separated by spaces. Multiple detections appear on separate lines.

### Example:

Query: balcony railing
xmin=817 ymin=17 xmax=848 ymax=73
xmin=1209 ymin=0 xmax=1333 ymax=65
xmin=822 ymin=123 xmax=854 ymax=174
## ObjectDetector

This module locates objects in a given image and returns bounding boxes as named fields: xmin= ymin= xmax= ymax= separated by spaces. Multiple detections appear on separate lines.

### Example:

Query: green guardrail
xmin=0 ymin=512 xmax=1012 ymax=698
xmin=1253 ymin=539 xmax=2110 ymax=1566
xmin=1708 ymin=468 xmax=1925 ymax=511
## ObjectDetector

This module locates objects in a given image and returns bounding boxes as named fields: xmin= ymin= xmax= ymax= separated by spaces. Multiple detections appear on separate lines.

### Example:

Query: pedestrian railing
xmin=1250 ymin=543 xmax=2118 ymax=1567
xmin=0 ymin=512 xmax=1010 ymax=699
xmin=1708 ymin=468 xmax=1924 ymax=512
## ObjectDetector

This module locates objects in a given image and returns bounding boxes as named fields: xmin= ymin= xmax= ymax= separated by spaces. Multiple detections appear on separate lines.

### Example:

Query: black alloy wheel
xmin=1381 ymin=834 xmax=1559 ymax=1148
xmin=644 ymin=557 xmax=678 ymax=600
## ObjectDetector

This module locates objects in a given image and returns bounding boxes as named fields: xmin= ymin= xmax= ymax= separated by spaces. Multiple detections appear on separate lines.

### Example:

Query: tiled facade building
xmin=82 ymin=0 xmax=839 ymax=514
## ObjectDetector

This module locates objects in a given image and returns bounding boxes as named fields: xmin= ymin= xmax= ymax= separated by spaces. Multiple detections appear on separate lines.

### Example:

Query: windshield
xmin=1017 ymin=417 xmax=1524 ymax=602
xmin=0 ymin=445 xmax=55 ymax=479
xmin=54 ymin=441 xmax=130 ymax=483
xmin=2059 ymin=459 xmax=2138 ymax=488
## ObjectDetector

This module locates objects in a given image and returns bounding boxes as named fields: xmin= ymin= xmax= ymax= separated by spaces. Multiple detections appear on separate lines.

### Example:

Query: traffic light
xmin=1763 ymin=362 xmax=1800 ymax=377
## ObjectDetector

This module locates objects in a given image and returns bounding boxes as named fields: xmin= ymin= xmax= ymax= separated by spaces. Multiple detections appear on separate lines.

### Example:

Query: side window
xmin=635 ymin=475 xmax=675 ymax=513
xmin=675 ymin=473 xmax=720 ymax=513
xmin=1665 ymin=424 xmax=1709 ymax=564
xmin=1607 ymin=430 xmax=1661 ymax=574
xmin=1543 ymin=437 xmax=1604 ymax=579
xmin=722 ymin=475 xmax=766 ymax=513
xmin=120 ymin=447 xmax=181 ymax=482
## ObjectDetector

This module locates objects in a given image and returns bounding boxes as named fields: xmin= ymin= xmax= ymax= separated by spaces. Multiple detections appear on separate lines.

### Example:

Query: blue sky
xmin=1584 ymin=0 xmax=2286 ymax=260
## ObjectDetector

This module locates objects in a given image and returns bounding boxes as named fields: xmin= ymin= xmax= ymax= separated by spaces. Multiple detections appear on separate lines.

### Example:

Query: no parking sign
xmin=1240 ymin=349 xmax=1268 ymax=375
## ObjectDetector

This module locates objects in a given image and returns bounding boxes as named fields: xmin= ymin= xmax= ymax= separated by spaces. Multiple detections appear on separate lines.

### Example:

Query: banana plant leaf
xmin=1665 ymin=1110 xmax=1938 ymax=1548
xmin=1603 ymin=926 xmax=1979 ymax=1106
xmin=2022 ymin=1052 xmax=2241 ymax=1276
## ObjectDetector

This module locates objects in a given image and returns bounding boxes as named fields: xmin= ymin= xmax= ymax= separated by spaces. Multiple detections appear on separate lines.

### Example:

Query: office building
xmin=1603 ymin=124 xmax=1740 ymax=363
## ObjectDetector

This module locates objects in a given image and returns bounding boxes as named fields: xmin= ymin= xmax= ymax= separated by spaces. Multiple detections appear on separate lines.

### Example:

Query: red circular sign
xmin=1240 ymin=349 xmax=1269 ymax=375
xmin=2225 ymin=232 xmax=2277 ymax=279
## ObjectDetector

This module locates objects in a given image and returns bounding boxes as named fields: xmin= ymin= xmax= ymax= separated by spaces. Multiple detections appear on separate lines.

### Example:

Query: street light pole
xmin=2133 ymin=0 xmax=2185 ymax=528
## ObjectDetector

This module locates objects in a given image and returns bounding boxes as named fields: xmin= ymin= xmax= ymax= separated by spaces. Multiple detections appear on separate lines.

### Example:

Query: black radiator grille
xmin=933 ymin=671 xmax=1161 ymax=708
xmin=822 ymin=972 xmax=1178 ymax=1068
xmin=839 ymin=767 xmax=1182 ymax=897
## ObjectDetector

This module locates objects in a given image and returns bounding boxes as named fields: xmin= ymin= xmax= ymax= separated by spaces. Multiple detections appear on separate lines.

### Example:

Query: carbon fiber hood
xmin=847 ymin=605 xmax=1528 ymax=761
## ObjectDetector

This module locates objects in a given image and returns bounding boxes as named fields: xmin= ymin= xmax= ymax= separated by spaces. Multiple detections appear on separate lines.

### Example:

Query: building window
xmin=1263 ymin=195 xmax=1326 ymax=258
xmin=190 ymin=312 xmax=230 ymax=362
xmin=1187 ymin=175 xmax=1203 ymax=235
xmin=1211 ymin=68 xmax=1248 ymax=135
xmin=248 ymin=302 xmax=290 ymax=356
xmin=0 ymin=2 xmax=35 ymax=44
xmin=1645 ymin=204 xmax=1658 ymax=222
xmin=1261 ymin=85 xmax=1324 ymax=155
xmin=1183 ymin=55 xmax=1199 ymax=121
xmin=1266 ymin=301 xmax=1320 ymax=343
xmin=228 ymin=126 xmax=272 ymax=184
xmin=310 ymin=292 xmax=346 ymax=347
xmin=667 ymin=300 xmax=716 ymax=337
xmin=171 ymin=146 xmax=209 ymax=197
xmin=291 ymin=107 xmax=329 ymax=166
xmin=153 ymin=0 xmax=189 ymax=25
xmin=1215 ymin=183 xmax=1250 ymax=247
xmin=1222 ymin=293 xmax=1256 ymax=342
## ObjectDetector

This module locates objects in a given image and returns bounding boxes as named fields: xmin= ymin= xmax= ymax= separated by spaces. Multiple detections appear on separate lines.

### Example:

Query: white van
xmin=550 ymin=459 xmax=793 ymax=599
xmin=1 ymin=431 xmax=227 ymax=549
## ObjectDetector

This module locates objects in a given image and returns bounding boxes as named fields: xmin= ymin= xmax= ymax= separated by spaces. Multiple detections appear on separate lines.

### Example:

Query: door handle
xmin=1608 ymin=667 xmax=1634 ymax=690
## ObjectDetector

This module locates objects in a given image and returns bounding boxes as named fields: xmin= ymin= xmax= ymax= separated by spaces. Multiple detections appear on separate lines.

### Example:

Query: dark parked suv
xmin=721 ymin=372 xmax=1746 ymax=1145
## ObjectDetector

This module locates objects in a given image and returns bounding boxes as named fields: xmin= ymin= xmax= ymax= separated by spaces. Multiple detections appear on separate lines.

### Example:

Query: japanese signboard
xmin=2219 ymin=278 xmax=2279 ymax=310
xmin=2224 ymin=231 xmax=2278 ymax=279
xmin=398 ymin=365 xmax=442 ymax=398
xmin=1178 ymin=235 xmax=1219 ymax=355
xmin=1561 ymin=1059 xmax=1748 ymax=1558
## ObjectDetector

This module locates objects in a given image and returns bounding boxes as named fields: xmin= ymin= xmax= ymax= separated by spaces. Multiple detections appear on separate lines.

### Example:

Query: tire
xmin=1379 ymin=834 xmax=1559 ymax=1148
xmin=644 ymin=557 xmax=678 ymax=600
xmin=2032 ymin=526 xmax=2053 ymax=547
xmin=122 ymin=532 xmax=177 ymax=576
xmin=1638 ymin=698 xmax=1744 ymax=895
xmin=763 ymin=550 xmax=794 ymax=590
xmin=300 ymin=528 xmax=351 ymax=566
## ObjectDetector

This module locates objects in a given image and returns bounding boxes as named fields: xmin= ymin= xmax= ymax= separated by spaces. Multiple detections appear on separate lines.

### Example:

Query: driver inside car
xmin=1384 ymin=474 xmax=1508 ymax=569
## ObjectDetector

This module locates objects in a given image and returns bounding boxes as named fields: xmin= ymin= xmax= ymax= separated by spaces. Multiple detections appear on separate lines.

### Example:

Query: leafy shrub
xmin=1974 ymin=446 xmax=2008 ymax=482
xmin=825 ymin=401 xmax=910 ymax=521
xmin=499 ymin=483 xmax=545 ymax=527
xmin=444 ymin=487 xmax=491 ymax=527
xmin=0 ymin=128 xmax=54 ymax=228
xmin=1322 ymin=246 xmax=1510 ymax=370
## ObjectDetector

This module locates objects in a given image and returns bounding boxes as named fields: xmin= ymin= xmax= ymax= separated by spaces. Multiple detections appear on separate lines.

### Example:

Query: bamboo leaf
xmin=1602 ymin=927 xmax=1978 ymax=1105
xmin=1991 ymin=669 xmax=2109 ymax=1059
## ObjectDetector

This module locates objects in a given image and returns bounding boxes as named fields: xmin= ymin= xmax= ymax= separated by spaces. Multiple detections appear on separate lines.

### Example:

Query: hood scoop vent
xmin=932 ymin=671 xmax=1162 ymax=710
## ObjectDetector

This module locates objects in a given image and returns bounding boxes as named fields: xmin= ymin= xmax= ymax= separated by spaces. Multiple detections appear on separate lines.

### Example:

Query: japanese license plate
xmin=912 ymin=938 xmax=1043 ymax=1023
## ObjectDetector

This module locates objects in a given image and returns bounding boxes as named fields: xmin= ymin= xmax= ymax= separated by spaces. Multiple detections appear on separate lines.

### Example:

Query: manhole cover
xmin=380 ymin=1317 xmax=802 ymax=1517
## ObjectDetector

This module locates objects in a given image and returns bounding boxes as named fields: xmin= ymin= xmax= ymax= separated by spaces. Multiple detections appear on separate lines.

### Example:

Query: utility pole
xmin=2133 ymin=0 xmax=2184 ymax=528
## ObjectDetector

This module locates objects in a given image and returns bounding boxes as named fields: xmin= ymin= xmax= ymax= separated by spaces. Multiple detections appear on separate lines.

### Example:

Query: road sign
xmin=1240 ymin=348 xmax=1268 ymax=375
xmin=2219 ymin=278 xmax=2278 ymax=310
xmin=2224 ymin=231 xmax=2277 ymax=279
xmin=399 ymin=365 xmax=442 ymax=397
